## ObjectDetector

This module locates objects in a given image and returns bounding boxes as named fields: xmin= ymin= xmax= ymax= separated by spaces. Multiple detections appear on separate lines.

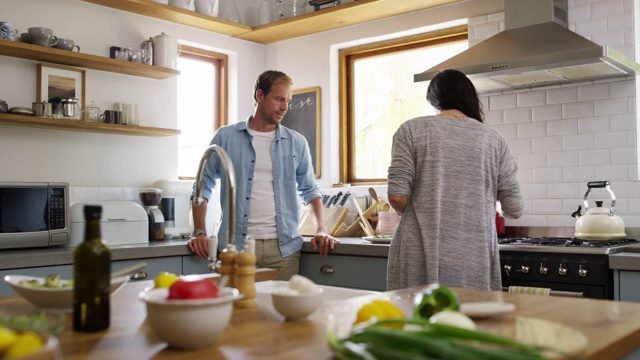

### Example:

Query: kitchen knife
xmin=328 ymin=192 xmax=351 ymax=235
xmin=331 ymin=191 xmax=343 ymax=207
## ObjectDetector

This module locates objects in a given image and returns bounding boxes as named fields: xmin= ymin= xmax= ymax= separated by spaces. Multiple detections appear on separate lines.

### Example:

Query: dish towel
xmin=508 ymin=286 xmax=551 ymax=296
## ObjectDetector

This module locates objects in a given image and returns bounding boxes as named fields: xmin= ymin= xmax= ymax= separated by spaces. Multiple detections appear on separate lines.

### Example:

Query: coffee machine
xmin=139 ymin=188 xmax=165 ymax=241
xmin=153 ymin=180 xmax=194 ymax=238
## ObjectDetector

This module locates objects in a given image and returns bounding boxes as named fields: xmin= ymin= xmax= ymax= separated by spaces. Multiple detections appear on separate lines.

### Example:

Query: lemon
xmin=4 ymin=331 xmax=43 ymax=359
xmin=0 ymin=325 xmax=18 ymax=352
xmin=355 ymin=302 xmax=386 ymax=325
xmin=154 ymin=272 xmax=179 ymax=288
xmin=354 ymin=300 xmax=405 ymax=328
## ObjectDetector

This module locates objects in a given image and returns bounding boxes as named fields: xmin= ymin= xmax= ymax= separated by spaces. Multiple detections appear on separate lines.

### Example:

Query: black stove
xmin=498 ymin=235 xmax=638 ymax=299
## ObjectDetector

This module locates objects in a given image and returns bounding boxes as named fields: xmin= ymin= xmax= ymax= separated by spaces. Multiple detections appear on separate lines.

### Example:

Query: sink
xmin=255 ymin=280 xmax=379 ymax=302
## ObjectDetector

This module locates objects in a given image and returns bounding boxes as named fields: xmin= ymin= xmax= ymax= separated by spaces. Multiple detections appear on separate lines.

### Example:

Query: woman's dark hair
xmin=426 ymin=69 xmax=484 ymax=122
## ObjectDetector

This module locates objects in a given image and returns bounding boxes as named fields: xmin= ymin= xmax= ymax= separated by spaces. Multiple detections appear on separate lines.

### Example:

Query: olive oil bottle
xmin=73 ymin=205 xmax=111 ymax=332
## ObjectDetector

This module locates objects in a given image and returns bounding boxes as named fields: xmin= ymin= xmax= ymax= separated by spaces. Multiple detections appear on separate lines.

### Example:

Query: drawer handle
xmin=320 ymin=265 xmax=334 ymax=274
xmin=130 ymin=271 xmax=148 ymax=280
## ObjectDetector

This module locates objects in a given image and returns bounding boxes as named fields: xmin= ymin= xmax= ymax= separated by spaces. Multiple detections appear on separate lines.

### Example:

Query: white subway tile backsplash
xmin=574 ymin=16 xmax=608 ymax=36
xmin=516 ymin=168 xmax=533 ymax=184
xmin=547 ymin=119 xmax=578 ymax=136
xmin=97 ymin=187 xmax=123 ymax=201
xmin=547 ymin=88 xmax=578 ymax=105
xmin=594 ymin=97 xmax=629 ymax=116
xmin=517 ymin=122 xmax=545 ymax=138
xmin=517 ymin=91 xmax=546 ymax=107
xmin=532 ymin=136 xmax=563 ymax=152
xmin=610 ymin=113 xmax=635 ymax=131
xmin=579 ymin=149 xmax=611 ymax=165
xmin=483 ymin=110 xmax=503 ymax=125
xmin=531 ymin=199 xmax=563 ymax=214
xmin=569 ymin=3 xmax=591 ymax=22
xmin=548 ymin=183 xmax=580 ymax=198
xmin=519 ymin=153 xmax=547 ymax=168
xmin=517 ymin=215 xmax=548 ymax=227
xmin=474 ymin=21 xmax=501 ymax=40
xmin=610 ymin=80 xmax=635 ymax=98
xmin=562 ymin=133 xmax=595 ymax=150
xmin=594 ymin=164 xmax=631 ymax=180
xmin=504 ymin=108 xmax=532 ymax=124
xmin=607 ymin=12 xmax=633 ymax=31
xmin=563 ymin=101 xmax=594 ymax=118
xmin=489 ymin=94 xmax=517 ymax=110
xmin=577 ymin=116 xmax=610 ymax=133
xmin=520 ymin=183 xmax=548 ymax=198
xmin=533 ymin=168 xmax=564 ymax=183
xmin=592 ymin=30 xmax=626 ymax=47
xmin=594 ymin=131 xmax=629 ymax=148
xmin=486 ymin=12 xmax=504 ymax=23
xmin=591 ymin=0 xmax=625 ymax=18
xmin=609 ymin=181 xmax=640 ymax=198
xmin=70 ymin=187 xmax=98 ymax=202
xmin=563 ymin=166 xmax=595 ymax=181
xmin=611 ymin=147 xmax=636 ymax=164
xmin=532 ymin=105 xmax=562 ymax=122
xmin=506 ymin=138 xmax=532 ymax=153
xmin=493 ymin=124 xmax=518 ymax=139
xmin=547 ymin=215 xmax=576 ymax=227
xmin=548 ymin=151 xmax=580 ymax=167
xmin=577 ymin=83 xmax=610 ymax=101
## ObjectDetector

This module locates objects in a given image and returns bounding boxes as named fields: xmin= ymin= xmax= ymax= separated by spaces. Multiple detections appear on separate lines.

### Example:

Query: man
xmin=188 ymin=70 xmax=338 ymax=280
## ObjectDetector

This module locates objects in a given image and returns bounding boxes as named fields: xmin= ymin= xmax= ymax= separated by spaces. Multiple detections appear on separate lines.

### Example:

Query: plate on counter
xmin=363 ymin=236 xmax=393 ymax=244
xmin=460 ymin=301 xmax=516 ymax=318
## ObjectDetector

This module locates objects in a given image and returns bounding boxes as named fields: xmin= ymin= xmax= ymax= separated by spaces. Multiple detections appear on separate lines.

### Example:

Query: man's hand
xmin=188 ymin=235 xmax=209 ymax=259
xmin=311 ymin=232 xmax=340 ymax=257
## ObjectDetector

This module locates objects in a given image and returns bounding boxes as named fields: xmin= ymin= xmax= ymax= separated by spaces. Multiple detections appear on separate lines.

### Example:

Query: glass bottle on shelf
xmin=219 ymin=0 xmax=242 ymax=23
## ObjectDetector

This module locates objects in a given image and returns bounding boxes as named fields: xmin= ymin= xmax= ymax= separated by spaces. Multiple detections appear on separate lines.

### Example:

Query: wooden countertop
xmin=2 ymin=279 xmax=640 ymax=360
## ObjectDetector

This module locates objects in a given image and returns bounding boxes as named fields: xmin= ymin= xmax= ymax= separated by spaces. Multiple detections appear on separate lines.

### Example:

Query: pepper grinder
xmin=218 ymin=243 xmax=237 ymax=288
xmin=234 ymin=237 xmax=256 ymax=308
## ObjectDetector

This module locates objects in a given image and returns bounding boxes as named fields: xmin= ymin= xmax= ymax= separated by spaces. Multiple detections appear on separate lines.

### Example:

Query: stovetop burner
xmin=498 ymin=237 xmax=638 ymax=247
xmin=498 ymin=237 xmax=638 ymax=254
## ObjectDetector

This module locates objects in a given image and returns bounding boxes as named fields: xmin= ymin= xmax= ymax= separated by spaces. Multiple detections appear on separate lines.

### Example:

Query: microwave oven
xmin=0 ymin=182 xmax=69 ymax=250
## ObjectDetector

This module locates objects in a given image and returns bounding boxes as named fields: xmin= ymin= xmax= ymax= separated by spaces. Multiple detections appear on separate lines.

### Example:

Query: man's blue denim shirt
xmin=194 ymin=117 xmax=322 ymax=257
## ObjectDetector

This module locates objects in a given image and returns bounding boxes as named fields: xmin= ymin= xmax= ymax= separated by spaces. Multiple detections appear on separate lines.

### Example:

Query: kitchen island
xmin=2 ymin=280 xmax=640 ymax=359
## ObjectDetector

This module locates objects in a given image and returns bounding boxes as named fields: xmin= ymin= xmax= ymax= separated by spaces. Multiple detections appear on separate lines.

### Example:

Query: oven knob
xmin=578 ymin=265 xmax=588 ymax=278
xmin=539 ymin=264 xmax=548 ymax=275
xmin=503 ymin=264 xmax=512 ymax=276
xmin=558 ymin=264 xmax=568 ymax=276
xmin=519 ymin=265 xmax=530 ymax=274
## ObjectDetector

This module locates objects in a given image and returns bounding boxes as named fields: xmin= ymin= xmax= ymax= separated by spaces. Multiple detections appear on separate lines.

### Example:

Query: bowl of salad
xmin=4 ymin=274 xmax=129 ymax=310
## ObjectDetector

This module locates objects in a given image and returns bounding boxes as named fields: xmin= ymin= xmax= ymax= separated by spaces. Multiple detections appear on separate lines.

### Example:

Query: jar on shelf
xmin=85 ymin=101 xmax=100 ymax=122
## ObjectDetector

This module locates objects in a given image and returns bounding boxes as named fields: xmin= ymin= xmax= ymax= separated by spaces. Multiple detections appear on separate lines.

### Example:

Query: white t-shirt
xmin=246 ymin=127 xmax=278 ymax=239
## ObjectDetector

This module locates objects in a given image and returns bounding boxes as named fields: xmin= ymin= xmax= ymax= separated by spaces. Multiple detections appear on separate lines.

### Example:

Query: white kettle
xmin=153 ymin=33 xmax=181 ymax=69
xmin=572 ymin=181 xmax=626 ymax=240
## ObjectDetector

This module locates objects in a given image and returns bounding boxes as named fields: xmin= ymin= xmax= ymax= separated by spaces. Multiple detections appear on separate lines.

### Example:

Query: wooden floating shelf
xmin=0 ymin=113 xmax=180 ymax=137
xmin=81 ymin=0 xmax=252 ymax=36
xmin=81 ymin=0 xmax=461 ymax=45
xmin=0 ymin=39 xmax=179 ymax=80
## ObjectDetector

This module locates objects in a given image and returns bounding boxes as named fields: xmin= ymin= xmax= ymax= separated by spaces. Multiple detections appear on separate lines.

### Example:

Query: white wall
xmin=2 ymin=0 xmax=639 ymax=231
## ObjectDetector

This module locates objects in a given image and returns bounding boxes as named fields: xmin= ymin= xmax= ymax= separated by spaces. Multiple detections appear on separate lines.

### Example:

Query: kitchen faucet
xmin=192 ymin=144 xmax=236 ymax=274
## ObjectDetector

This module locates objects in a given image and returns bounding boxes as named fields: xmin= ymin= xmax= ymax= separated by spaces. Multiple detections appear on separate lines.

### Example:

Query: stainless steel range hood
xmin=414 ymin=0 xmax=640 ymax=93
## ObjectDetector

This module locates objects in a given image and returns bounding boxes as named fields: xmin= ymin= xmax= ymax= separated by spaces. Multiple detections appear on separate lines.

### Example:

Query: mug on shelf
xmin=28 ymin=27 xmax=58 ymax=47
xmin=101 ymin=110 xmax=122 ymax=124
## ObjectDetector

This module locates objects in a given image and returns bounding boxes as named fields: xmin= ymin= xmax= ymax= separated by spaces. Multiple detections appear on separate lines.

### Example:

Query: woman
xmin=386 ymin=69 xmax=523 ymax=291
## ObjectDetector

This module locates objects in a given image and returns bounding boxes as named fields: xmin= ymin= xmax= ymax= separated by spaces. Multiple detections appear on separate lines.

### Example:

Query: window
xmin=177 ymin=46 xmax=228 ymax=179
xmin=339 ymin=26 xmax=468 ymax=184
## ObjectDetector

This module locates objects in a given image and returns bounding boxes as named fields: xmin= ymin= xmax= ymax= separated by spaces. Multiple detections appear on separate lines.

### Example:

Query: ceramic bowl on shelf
xmin=3 ymin=274 xmax=129 ymax=310
xmin=140 ymin=286 xmax=241 ymax=349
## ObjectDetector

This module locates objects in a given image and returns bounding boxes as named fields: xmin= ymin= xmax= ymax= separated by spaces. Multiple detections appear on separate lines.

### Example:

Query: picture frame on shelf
xmin=37 ymin=63 xmax=86 ymax=112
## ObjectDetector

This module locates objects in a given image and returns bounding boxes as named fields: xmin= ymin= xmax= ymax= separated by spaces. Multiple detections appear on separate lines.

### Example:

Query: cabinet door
xmin=617 ymin=270 xmax=640 ymax=302
xmin=182 ymin=255 xmax=211 ymax=275
xmin=0 ymin=265 xmax=73 ymax=297
xmin=299 ymin=254 xmax=387 ymax=291
xmin=113 ymin=257 xmax=182 ymax=283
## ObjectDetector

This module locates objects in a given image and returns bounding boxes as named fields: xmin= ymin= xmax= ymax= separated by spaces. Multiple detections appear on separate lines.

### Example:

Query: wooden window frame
xmin=338 ymin=26 xmax=468 ymax=185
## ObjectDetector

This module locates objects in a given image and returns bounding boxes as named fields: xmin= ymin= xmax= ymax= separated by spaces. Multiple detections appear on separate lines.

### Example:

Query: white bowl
xmin=140 ymin=286 xmax=241 ymax=349
xmin=271 ymin=287 xmax=324 ymax=321
xmin=4 ymin=274 xmax=129 ymax=310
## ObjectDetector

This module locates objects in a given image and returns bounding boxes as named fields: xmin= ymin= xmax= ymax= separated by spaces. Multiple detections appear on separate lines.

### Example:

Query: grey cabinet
xmin=299 ymin=253 xmax=387 ymax=291
xmin=113 ymin=257 xmax=182 ymax=283
xmin=182 ymin=255 xmax=211 ymax=275
xmin=614 ymin=270 xmax=640 ymax=302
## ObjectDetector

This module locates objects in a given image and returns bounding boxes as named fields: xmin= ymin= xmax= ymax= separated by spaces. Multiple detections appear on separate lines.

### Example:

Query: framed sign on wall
xmin=281 ymin=86 xmax=321 ymax=179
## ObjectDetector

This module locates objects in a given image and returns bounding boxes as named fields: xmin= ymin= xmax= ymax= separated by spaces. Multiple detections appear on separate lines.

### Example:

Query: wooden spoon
xmin=368 ymin=187 xmax=380 ymax=215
